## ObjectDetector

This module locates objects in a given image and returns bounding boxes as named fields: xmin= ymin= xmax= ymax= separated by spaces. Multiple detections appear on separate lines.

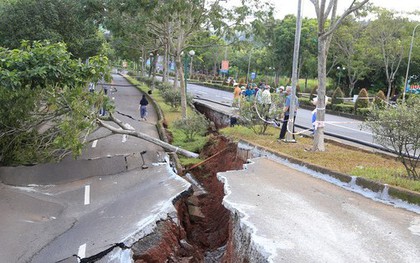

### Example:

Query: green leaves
xmin=0 ymin=41 xmax=110 ymax=165
xmin=0 ymin=0 xmax=104 ymax=59
xmin=173 ymin=112 xmax=209 ymax=142
xmin=365 ymin=96 xmax=420 ymax=179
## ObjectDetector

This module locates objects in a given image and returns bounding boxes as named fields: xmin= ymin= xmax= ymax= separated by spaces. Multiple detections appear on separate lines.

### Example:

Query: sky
xmin=271 ymin=0 xmax=420 ymax=19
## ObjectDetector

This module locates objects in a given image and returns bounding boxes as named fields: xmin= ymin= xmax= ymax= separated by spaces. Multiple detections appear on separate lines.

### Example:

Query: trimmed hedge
xmin=331 ymin=103 xmax=354 ymax=114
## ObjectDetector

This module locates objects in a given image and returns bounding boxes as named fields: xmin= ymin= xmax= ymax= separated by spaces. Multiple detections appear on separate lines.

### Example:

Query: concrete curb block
xmin=238 ymin=139 xmax=420 ymax=206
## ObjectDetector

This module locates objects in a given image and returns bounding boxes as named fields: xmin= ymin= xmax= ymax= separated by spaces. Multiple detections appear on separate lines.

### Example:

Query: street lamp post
xmin=285 ymin=0 xmax=302 ymax=143
xmin=183 ymin=50 xmax=195 ymax=93
xmin=148 ymin=52 xmax=154 ymax=77
xmin=403 ymin=23 xmax=420 ymax=103
xmin=337 ymin=66 xmax=345 ymax=88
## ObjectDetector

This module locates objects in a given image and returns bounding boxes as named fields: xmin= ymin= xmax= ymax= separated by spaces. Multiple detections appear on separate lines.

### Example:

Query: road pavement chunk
xmin=218 ymin=157 xmax=420 ymax=262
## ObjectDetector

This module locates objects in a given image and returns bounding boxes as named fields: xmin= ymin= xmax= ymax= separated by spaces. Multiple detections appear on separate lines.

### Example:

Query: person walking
xmin=278 ymin=86 xmax=299 ymax=141
xmin=139 ymin=94 xmax=149 ymax=121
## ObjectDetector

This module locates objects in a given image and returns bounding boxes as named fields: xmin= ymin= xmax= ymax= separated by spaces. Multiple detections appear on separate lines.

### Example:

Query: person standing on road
xmin=232 ymin=83 xmax=242 ymax=108
xmin=278 ymin=86 xmax=299 ymax=141
xmin=139 ymin=94 xmax=149 ymax=121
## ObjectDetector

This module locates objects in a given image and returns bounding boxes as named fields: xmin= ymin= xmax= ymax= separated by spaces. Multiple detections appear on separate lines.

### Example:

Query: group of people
xmin=232 ymin=82 xmax=299 ymax=141
xmin=232 ymin=82 xmax=275 ymax=107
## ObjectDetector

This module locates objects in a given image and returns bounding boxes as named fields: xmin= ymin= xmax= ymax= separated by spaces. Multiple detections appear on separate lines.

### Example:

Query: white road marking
xmin=77 ymin=243 xmax=86 ymax=261
xmin=91 ymin=140 xmax=98 ymax=148
xmin=126 ymin=124 xmax=135 ymax=130
xmin=84 ymin=185 xmax=90 ymax=205
xmin=122 ymin=134 xmax=127 ymax=143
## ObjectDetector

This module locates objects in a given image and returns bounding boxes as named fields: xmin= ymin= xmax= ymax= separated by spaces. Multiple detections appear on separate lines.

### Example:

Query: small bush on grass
xmin=331 ymin=87 xmax=345 ymax=104
xmin=373 ymin=90 xmax=386 ymax=109
xmin=355 ymin=88 xmax=370 ymax=111
xmin=173 ymin=113 xmax=210 ymax=142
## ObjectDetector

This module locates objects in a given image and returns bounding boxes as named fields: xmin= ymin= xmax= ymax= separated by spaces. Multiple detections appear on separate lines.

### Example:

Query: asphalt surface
xmin=0 ymin=74 xmax=191 ymax=263
xmin=185 ymin=81 xmax=378 ymax=148
xmin=219 ymin=156 xmax=420 ymax=262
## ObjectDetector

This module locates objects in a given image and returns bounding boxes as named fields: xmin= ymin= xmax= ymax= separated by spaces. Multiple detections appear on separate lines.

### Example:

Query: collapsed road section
xmin=123 ymin=136 xmax=420 ymax=263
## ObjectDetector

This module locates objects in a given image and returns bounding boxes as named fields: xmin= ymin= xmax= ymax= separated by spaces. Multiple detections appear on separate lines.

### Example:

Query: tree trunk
xmin=312 ymin=36 xmax=327 ymax=152
xmin=174 ymin=65 xmax=179 ymax=89
xmin=163 ymin=41 xmax=168 ymax=83
xmin=98 ymin=119 xmax=198 ymax=158
xmin=151 ymin=52 xmax=158 ymax=89
xmin=176 ymin=55 xmax=187 ymax=119
xmin=349 ymin=81 xmax=356 ymax=97
xmin=386 ymin=81 xmax=392 ymax=101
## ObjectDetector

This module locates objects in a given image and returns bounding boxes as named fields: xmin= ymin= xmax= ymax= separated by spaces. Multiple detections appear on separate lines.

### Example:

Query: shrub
xmin=298 ymin=97 xmax=312 ymax=107
xmin=355 ymin=88 xmax=370 ymax=111
xmin=160 ymin=88 xmax=182 ymax=110
xmin=331 ymin=103 xmax=354 ymax=114
xmin=373 ymin=90 xmax=386 ymax=109
xmin=157 ymin=81 xmax=172 ymax=91
xmin=355 ymin=108 xmax=371 ymax=116
xmin=365 ymin=96 xmax=420 ymax=179
xmin=173 ymin=113 xmax=210 ymax=142
xmin=331 ymin=87 xmax=345 ymax=104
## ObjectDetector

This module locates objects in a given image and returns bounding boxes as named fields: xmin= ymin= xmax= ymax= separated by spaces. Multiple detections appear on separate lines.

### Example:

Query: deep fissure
xmin=130 ymin=135 xmax=245 ymax=262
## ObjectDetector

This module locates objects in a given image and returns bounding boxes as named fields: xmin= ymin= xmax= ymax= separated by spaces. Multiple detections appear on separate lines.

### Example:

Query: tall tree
xmin=331 ymin=16 xmax=371 ymax=96
xmin=0 ymin=0 xmax=105 ymax=59
xmin=309 ymin=0 xmax=369 ymax=152
xmin=366 ymin=8 xmax=407 ymax=101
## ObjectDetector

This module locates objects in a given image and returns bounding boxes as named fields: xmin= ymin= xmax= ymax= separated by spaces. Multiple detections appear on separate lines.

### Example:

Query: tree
xmin=366 ymin=8 xmax=407 ymax=101
xmin=0 ymin=42 xmax=197 ymax=166
xmin=0 ymin=0 xmax=105 ymax=59
xmin=309 ymin=0 xmax=369 ymax=152
xmin=331 ymin=16 xmax=371 ymax=96
xmin=105 ymin=0 xmax=272 ymax=119
xmin=0 ymin=41 xmax=110 ymax=165
xmin=365 ymin=96 xmax=420 ymax=179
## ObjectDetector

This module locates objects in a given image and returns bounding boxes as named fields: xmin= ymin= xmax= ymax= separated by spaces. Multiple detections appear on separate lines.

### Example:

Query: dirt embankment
xmin=131 ymin=135 xmax=245 ymax=262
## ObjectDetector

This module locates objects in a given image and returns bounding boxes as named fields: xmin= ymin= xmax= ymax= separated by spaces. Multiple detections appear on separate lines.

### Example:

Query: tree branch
xmin=97 ymin=118 xmax=199 ymax=158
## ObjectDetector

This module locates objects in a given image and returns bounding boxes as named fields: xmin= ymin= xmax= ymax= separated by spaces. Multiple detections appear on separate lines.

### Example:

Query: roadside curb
xmin=238 ymin=139 xmax=420 ymax=206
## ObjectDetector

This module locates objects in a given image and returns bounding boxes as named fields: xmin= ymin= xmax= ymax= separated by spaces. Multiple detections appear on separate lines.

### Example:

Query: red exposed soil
xmin=184 ymin=136 xmax=244 ymax=249
xmin=131 ymin=135 xmax=244 ymax=262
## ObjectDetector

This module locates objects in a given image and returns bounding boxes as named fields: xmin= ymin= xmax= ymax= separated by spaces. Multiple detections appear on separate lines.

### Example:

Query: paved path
xmin=218 ymin=156 xmax=420 ymax=262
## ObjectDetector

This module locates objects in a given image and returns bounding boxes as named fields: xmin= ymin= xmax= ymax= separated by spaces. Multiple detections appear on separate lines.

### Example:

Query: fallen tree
xmin=98 ymin=114 xmax=199 ymax=158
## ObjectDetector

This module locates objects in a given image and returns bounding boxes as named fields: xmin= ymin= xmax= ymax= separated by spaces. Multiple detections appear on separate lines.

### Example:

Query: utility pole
xmin=403 ymin=23 xmax=420 ymax=103
xmin=246 ymin=51 xmax=252 ymax=84
xmin=286 ymin=0 xmax=302 ymax=142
